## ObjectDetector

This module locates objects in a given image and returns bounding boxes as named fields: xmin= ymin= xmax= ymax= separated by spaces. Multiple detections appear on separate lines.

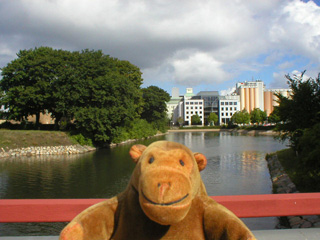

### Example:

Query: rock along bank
xmin=0 ymin=145 xmax=96 ymax=159
xmin=266 ymin=154 xmax=320 ymax=229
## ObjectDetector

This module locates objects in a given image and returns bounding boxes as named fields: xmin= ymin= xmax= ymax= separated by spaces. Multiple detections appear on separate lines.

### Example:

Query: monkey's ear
xmin=194 ymin=153 xmax=207 ymax=171
xmin=129 ymin=144 xmax=147 ymax=163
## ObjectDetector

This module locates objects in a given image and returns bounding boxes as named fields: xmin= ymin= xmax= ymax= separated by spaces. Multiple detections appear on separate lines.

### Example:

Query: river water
xmin=0 ymin=131 xmax=287 ymax=236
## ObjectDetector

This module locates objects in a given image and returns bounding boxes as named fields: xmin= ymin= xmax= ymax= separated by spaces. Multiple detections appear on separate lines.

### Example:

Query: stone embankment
xmin=0 ymin=145 xmax=96 ymax=159
xmin=266 ymin=155 xmax=320 ymax=229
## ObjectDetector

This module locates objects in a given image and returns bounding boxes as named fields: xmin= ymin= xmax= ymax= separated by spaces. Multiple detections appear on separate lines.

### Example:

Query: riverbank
xmin=168 ymin=128 xmax=277 ymax=136
xmin=0 ymin=130 xmax=97 ymax=159
xmin=266 ymin=154 xmax=320 ymax=229
xmin=0 ymin=145 xmax=96 ymax=159
xmin=109 ymin=132 xmax=167 ymax=147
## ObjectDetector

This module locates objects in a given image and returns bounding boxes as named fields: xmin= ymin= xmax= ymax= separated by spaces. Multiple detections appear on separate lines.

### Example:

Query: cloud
xmin=270 ymin=69 xmax=315 ymax=89
xmin=269 ymin=0 xmax=320 ymax=63
xmin=220 ymin=87 xmax=236 ymax=96
xmin=0 ymin=0 xmax=320 ymax=91
xmin=171 ymin=51 xmax=231 ymax=86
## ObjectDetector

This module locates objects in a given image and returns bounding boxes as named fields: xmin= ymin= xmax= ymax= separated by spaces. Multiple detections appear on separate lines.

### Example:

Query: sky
xmin=0 ymin=0 xmax=320 ymax=96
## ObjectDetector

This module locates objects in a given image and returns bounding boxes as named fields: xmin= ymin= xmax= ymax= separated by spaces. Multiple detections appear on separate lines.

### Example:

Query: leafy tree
xmin=250 ymin=108 xmax=267 ymax=124
xmin=207 ymin=112 xmax=218 ymax=126
xmin=0 ymin=47 xmax=65 ymax=127
xmin=191 ymin=114 xmax=201 ymax=125
xmin=231 ymin=110 xmax=250 ymax=125
xmin=275 ymin=71 xmax=320 ymax=149
xmin=141 ymin=86 xmax=170 ymax=131
xmin=268 ymin=107 xmax=281 ymax=124
xmin=73 ymin=70 xmax=143 ymax=143
xmin=177 ymin=117 xmax=184 ymax=127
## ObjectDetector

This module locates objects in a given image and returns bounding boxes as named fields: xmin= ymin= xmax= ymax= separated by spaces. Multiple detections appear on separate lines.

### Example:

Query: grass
xmin=0 ymin=130 xmax=76 ymax=150
xmin=274 ymin=148 xmax=320 ymax=192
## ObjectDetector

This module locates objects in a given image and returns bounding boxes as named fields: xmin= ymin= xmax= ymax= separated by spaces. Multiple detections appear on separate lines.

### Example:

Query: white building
xmin=184 ymin=95 xmax=204 ymax=126
xmin=219 ymin=95 xmax=240 ymax=125
xmin=167 ymin=88 xmax=184 ymax=125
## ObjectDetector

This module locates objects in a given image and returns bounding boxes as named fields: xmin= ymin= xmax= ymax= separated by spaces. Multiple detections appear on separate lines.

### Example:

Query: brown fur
xmin=60 ymin=141 xmax=256 ymax=240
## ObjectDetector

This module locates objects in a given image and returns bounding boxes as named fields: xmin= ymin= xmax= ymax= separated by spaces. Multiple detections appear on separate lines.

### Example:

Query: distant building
xmin=167 ymin=88 xmax=184 ymax=125
xmin=184 ymin=98 xmax=204 ymax=126
xmin=196 ymin=91 xmax=219 ymax=125
xmin=236 ymin=80 xmax=265 ymax=113
xmin=183 ymin=88 xmax=204 ymax=126
xmin=264 ymin=89 xmax=291 ymax=116
xmin=219 ymin=95 xmax=240 ymax=125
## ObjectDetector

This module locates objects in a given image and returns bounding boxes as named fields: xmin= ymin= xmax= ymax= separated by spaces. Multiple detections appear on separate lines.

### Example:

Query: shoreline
xmin=266 ymin=154 xmax=320 ymax=229
xmin=168 ymin=128 xmax=277 ymax=136
xmin=0 ymin=145 xmax=96 ymax=159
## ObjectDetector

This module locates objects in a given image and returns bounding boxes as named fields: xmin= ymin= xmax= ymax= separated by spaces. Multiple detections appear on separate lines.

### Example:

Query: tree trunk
xmin=35 ymin=112 xmax=40 ymax=130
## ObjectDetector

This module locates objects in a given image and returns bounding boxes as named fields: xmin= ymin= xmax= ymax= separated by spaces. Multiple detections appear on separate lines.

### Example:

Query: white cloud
xmin=0 ymin=0 xmax=320 ymax=91
xmin=220 ymin=87 xmax=236 ymax=96
xmin=171 ymin=51 xmax=231 ymax=86
xmin=269 ymin=0 xmax=320 ymax=63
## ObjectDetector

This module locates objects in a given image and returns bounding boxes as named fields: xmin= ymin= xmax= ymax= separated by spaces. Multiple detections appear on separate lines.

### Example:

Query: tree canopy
xmin=275 ymin=71 xmax=320 ymax=149
xmin=191 ymin=114 xmax=201 ymax=125
xmin=231 ymin=109 xmax=250 ymax=125
xmin=0 ymin=47 xmax=169 ymax=144
xmin=141 ymin=86 xmax=170 ymax=131
xmin=274 ymin=71 xmax=320 ymax=190
xmin=250 ymin=108 xmax=267 ymax=124
xmin=207 ymin=112 xmax=218 ymax=126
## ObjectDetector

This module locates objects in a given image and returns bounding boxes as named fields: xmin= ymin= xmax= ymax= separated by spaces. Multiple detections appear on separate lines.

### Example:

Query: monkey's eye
xmin=149 ymin=157 xmax=155 ymax=164
xmin=179 ymin=159 xmax=185 ymax=166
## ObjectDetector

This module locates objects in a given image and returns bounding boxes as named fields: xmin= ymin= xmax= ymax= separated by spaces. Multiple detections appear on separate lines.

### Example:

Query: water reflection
xmin=0 ymin=132 xmax=288 ymax=235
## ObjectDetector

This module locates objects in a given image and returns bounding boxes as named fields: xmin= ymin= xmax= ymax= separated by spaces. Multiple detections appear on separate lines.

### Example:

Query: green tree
xmin=268 ymin=107 xmax=281 ymax=124
xmin=231 ymin=110 xmax=250 ymax=125
xmin=73 ymin=69 xmax=143 ymax=143
xmin=177 ymin=117 xmax=184 ymax=127
xmin=0 ymin=47 xmax=65 ymax=127
xmin=191 ymin=114 xmax=201 ymax=125
xmin=141 ymin=86 xmax=170 ymax=131
xmin=275 ymin=71 xmax=320 ymax=149
xmin=0 ymin=47 xmax=145 ymax=144
xmin=207 ymin=112 xmax=218 ymax=126
xmin=250 ymin=108 xmax=267 ymax=124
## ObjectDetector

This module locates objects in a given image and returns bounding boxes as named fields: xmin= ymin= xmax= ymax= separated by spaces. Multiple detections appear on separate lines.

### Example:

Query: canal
xmin=0 ymin=131 xmax=287 ymax=236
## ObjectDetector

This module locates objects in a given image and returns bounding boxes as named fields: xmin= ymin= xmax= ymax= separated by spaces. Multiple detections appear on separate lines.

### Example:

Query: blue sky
xmin=0 ymin=0 xmax=319 ymax=96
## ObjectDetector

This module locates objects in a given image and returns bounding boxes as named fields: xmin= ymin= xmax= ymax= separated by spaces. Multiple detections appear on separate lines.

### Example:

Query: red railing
xmin=1 ymin=193 xmax=320 ymax=223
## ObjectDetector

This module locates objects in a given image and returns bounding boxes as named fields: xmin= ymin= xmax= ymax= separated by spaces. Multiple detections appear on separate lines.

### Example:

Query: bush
xmin=111 ymin=119 xmax=157 ymax=143
xmin=70 ymin=133 xmax=93 ymax=146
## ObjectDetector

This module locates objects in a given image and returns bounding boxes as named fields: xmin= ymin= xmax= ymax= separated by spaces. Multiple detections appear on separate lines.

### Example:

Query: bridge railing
xmin=1 ymin=193 xmax=320 ymax=223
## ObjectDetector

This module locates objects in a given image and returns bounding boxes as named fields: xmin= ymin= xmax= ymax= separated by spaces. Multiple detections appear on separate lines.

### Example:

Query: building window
xmin=199 ymin=106 xmax=202 ymax=109
xmin=186 ymin=116 xmax=189 ymax=119
xmin=191 ymin=111 xmax=193 ymax=114
xmin=221 ymin=102 xmax=224 ymax=105
xmin=229 ymin=102 xmax=232 ymax=105
xmin=195 ymin=106 xmax=198 ymax=109
xmin=221 ymin=107 xmax=224 ymax=111
xmin=186 ymin=111 xmax=189 ymax=114
xmin=226 ymin=113 xmax=228 ymax=116
xmin=186 ymin=102 xmax=189 ymax=105
xmin=222 ymin=113 xmax=224 ymax=116
xmin=226 ymin=107 xmax=228 ymax=111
